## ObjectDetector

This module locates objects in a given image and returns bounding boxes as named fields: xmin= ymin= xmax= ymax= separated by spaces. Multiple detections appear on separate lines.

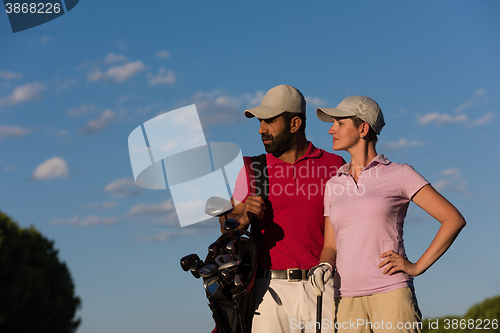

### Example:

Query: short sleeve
xmin=232 ymin=165 xmax=250 ymax=205
xmin=400 ymin=164 xmax=430 ymax=200
xmin=324 ymin=180 xmax=333 ymax=217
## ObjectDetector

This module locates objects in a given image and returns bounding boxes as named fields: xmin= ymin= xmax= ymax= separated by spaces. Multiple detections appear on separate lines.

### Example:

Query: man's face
xmin=258 ymin=114 xmax=296 ymax=156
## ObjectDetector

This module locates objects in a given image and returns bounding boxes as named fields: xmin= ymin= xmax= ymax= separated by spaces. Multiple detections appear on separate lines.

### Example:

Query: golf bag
xmin=204 ymin=229 xmax=258 ymax=333
xmin=206 ymin=154 xmax=268 ymax=333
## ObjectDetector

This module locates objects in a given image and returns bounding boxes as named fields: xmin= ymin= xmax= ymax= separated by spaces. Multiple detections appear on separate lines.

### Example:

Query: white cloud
xmin=80 ymin=109 xmax=116 ymax=134
xmin=116 ymin=40 xmax=129 ymax=51
xmin=0 ymin=71 xmax=22 ymax=80
xmin=127 ymin=200 xmax=175 ymax=216
xmin=88 ymin=61 xmax=146 ymax=83
xmin=148 ymin=68 xmax=176 ymax=85
xmin=139 ymin=230 xmax=178 ymax=242
xmin=104 ymin=53 xmax=128 ymax=64
xmin=156 ymin=50 xmax=171 ymax=59
xmin=305 ymin=96 xmax=328 ymax=107
xmin=454 ymin=88 xmax=487 ymax=113
xmin=0 ymin=82 xmax=46 ymax=106
xmin=242 ymin=91 xmax=265 ymax=108
xmin=454 ymin=101 xmax=472 ymax=114
xmin=441 ymin=168 xmax=460 ymax=177
xmin=433 ymin=168 xmax=469 ymax=194
xmin=3 ymin=165 xmax=16 ymax=172
xmin=84 ymin=202 xmax=117 ymax=210
xmin=32 ymin=157 xmax=69 ymax=180
xmin=50 ymin=215 xmax=118 ymax=227
xmin=382 ymin=138 xmax=425 ymax=150
xmin=57 ymin=130 xmax=68 ymax=137
xmin=417 ymin=112 xmax=468 ymax=125
xmin=467 ymin=112 xmax=494 ymax=128
xmin=41 ymin=35 xmax=52 ymax=43
xmin=0 ymin=125 xmax=33 ymax=139
xmin=474 ymin=88 xmax=487 ymax=97
xmin=105 ymin=177 xmax=141 ymax=197
xmin=67 ymin=104 xmax=97 ymax=117
xmin=179 ymin=90 xmax=258 ymax=127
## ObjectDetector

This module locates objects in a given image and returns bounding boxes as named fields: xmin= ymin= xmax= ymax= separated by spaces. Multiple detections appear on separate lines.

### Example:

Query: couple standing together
xmin=219 ymin=85 xmax=466 ymax=333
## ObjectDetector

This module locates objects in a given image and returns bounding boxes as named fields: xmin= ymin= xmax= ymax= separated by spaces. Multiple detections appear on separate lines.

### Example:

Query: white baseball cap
xmin=316 ymin=95 xmax=385 ymax=134
xmin=245 ymin=85 xmax=306 ymax=119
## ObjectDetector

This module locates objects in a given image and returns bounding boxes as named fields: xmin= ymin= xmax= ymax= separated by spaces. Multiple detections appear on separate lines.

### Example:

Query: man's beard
xmin=262 ymin=126 xmax=297 ymax=157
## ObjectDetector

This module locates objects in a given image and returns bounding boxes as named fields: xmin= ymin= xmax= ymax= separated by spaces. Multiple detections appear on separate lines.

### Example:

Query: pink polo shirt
xmin=233 ymin=142 xmax=345 ymax=270
xmin=324 ymin=154 xmax=429 ymax=297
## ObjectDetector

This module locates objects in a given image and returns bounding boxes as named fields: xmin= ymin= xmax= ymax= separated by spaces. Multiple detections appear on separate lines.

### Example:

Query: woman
xmin=307 ymin=96 xmax=466 ymax=333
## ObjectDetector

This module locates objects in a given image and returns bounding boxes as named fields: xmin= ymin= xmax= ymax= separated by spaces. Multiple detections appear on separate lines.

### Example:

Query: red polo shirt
xmin=233 ymin=142 xmax=345 ymax=270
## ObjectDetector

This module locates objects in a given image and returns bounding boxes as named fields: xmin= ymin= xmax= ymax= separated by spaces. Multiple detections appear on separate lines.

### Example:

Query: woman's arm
xmin=379 ymin=184 xmax=466 ymax=276
xmin=320 ymin=216 xmax=337 ymax=268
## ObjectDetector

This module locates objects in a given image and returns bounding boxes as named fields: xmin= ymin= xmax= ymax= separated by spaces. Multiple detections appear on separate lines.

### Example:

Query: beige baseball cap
xmin=316 ymin=95 xmax=385 ymax=134
xmin=245 ymin=84 xmax=306 ymax=119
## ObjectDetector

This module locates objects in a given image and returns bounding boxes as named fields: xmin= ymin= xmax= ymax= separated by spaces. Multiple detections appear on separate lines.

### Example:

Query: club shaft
xmin=317 ymin=294 xmax=322 ymax=333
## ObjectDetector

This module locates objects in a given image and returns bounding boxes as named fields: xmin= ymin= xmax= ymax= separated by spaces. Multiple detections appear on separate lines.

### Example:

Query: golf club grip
xmin=317 ymin=294 xmax=322 ymax=333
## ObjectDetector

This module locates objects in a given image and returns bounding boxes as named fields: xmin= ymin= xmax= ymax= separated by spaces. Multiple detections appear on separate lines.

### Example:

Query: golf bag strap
xmin=243 ymin=154 xmax=268 ymax=241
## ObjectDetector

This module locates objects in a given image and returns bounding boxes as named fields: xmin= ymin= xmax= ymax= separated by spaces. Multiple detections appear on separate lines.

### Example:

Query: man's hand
xmin=308 ymin=262 xmax=333 ymax=297
xmin=241 ymin=195 xmax=266 ymax=227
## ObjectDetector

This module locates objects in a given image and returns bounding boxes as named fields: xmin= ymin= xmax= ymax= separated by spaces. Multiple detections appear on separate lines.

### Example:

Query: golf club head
xmin=205 ymin=196 xmax=234 ymax=217
xmin=203 ymin=276 xmax=221 ymax=294
xmin=180 ymin=254 xmax=200 ymax=271
xmin=234 ymin=273 xmax=245 ymax=289
xmin=226 ymin=239 xmax=239 ymax=257
xmin=218 ymin=258 xmax=242 ymax=271
xmin=223 ymin=218 xmax=240 ymax=232
xmin=215 ymin=254 xmax=234 ymax=267
xmin=208 ymin=241 xmax=219 ymax=258
xmin=199 ymin=264 xmax=218 ymax=278
xmin=190 ymin=259 xmax=204 ymax=279
xmin=220 ymin=266 xmax=238 ymax=285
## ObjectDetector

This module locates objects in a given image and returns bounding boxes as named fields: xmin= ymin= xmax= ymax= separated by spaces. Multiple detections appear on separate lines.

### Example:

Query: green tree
xmin=422 ymin=295 xmax=500 ymax=333
xmin=0 ymin=211 xmax=81 ymax=333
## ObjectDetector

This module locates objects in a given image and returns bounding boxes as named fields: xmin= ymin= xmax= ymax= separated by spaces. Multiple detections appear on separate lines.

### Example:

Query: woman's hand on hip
xmin=379 ymin=250 xmax=422 ymax=277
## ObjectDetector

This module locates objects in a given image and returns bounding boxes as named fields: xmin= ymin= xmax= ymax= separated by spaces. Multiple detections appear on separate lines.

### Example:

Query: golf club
xmin=220 ymin=266 xmax=238 ymax=285
xmin=205 ymin=196 xmax=234 ymax=217
xmin=316 ymin=293 xmax=322 ymax=333
xmin=223 ymin=218 xmax=239 ymax=232
xmin=180 ymin=254 xmax=200 ymax=271
xmin=218 ymin=258 xmax=242 ymax=271
xmin=215 ymin=254 xmax=234 ymax=267
xmin=190 ymin=259 xmax=205 ymax=279
xmin=208 ymin=241 xmax=219 ymax=258
xmin=199 ymin=264 xmax=218 ymax=278
xmin=203 ymin=276 xmax=221 ymax=294
xmin=234 ymin=273 xmax=245 ymax=289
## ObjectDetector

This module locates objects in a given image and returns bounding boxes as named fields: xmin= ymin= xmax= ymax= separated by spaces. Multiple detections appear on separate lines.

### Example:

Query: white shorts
xmin=252 ymin=278 xmax=335 ymax=333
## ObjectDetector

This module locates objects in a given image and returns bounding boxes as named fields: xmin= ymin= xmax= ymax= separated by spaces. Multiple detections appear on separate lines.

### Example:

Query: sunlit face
xmin=328 ymin=117 xmax=361 ymax=151
xmin=258 ymin=114 xmax=295 ymax=156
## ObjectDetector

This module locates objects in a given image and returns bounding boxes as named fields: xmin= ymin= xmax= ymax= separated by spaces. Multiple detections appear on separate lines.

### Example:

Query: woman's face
xmin=328 ymin=117 xmax=361 ymax=151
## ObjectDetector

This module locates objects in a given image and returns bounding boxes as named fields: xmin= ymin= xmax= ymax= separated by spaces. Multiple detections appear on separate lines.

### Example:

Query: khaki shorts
xmin=333 ymin=287 xmax=422 ymax=333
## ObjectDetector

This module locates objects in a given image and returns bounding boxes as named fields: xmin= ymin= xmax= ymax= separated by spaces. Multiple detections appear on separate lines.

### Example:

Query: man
xmin=220 ymin=84 xmax=345 ymax=332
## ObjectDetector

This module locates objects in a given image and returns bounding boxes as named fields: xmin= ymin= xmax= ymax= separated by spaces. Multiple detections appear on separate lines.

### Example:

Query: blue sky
xmin=1 ymin=1 xmax=499 ymax=332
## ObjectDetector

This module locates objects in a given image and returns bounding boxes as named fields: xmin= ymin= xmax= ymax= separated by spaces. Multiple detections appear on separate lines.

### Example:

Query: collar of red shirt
xmin=338 ymin=154 xmax=391 ymax=175
xmin=266 ymin=142 xmax=323 ymax=166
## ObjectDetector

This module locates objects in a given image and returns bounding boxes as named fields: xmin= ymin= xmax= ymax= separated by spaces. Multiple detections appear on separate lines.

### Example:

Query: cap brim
xmin=316 ymin=107 xmax=356 ymax=122
xmin=245 ymin=105 xmax=286 ymax=119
